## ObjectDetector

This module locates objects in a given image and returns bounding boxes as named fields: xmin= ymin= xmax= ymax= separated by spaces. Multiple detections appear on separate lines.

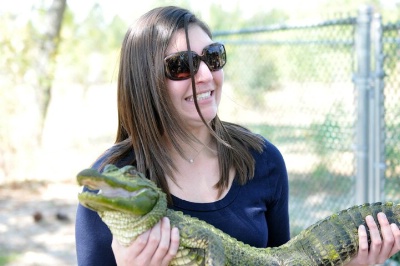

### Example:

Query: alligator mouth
xmin=98 ymin=186 xmax=147 ymax=198
xmin=77 ymin=167 xmax=159 ymax=215
xmin=79 ymin=178 xmax=147 ymax=199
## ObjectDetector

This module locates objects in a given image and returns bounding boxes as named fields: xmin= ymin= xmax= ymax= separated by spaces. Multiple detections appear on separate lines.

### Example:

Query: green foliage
xmin=0 ymin=13 xmax=40 ymax=175
xmin=309 ymin=103 xmax=352 ymax=157
xmin=0 ymin=14 xmax=36 ymax=84
xmin=246 ymin=124 xmax=308 ymax=145
xmin=322 ymin=0 xmax=381 ymax=15
xmin=211 ymin=8 xmax=288 ymax=109
xmin=385 ymin=100 xmax=400 ymax=203
xmin=58 ymin=4 xmax=128 ymax=84
xmin=224 ymin=44 xmax=280 ymax=108
xmin=209 ymin=3 xmax=289 ymax=31
xmin=208 ymin=4 xmax=244 ymax=31
xmin=0 ymin=252 xmax=18 ymax=266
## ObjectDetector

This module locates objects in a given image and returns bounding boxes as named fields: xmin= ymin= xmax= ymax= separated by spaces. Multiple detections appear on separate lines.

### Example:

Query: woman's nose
xmin=195 ymin=61 xmax=213 ymax=82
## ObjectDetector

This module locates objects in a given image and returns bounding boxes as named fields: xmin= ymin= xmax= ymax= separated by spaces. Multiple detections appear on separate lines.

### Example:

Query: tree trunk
xmin=34 ymin=0 xmax=66 ymax=143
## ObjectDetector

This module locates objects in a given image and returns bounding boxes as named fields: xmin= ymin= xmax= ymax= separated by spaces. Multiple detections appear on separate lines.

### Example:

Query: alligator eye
xmin=128 ymin=168 xmax=138 ymax=176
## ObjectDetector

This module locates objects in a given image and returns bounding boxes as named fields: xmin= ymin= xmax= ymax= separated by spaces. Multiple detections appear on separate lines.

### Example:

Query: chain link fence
xmin=214 ymin=6 xmax=400 ymax=244
xmin=383 ymin=20 xmax=400 ymax=205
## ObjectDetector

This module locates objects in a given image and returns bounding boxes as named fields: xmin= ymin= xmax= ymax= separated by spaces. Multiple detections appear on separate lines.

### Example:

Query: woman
xmin=75 ymin=6 xmax=400 ymax=266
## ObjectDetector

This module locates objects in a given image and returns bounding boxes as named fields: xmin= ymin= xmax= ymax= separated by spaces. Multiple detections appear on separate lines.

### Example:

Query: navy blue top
xmin=75 ymin=137 xmax=290 ymax=266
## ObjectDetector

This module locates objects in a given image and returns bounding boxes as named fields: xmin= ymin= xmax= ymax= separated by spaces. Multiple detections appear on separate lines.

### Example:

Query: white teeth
xmin=188 ymin=91 xmax=211 ymax=102
xmin=197 ymin=91 xmax=211 ymax=100
xmin=96 ymin=186 xmax=143 ymax=198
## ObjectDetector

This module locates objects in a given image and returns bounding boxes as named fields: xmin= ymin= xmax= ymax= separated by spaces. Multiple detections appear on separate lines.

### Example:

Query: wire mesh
xmin=383 ymin=22 xmax=400 ymax=203
xmin=215 ymin=14 xmax=399 ymax=239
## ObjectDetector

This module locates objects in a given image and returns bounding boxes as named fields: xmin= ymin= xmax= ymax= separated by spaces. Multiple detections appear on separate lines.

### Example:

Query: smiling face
xmin=165 ymin=24 xmax=224 ymax=129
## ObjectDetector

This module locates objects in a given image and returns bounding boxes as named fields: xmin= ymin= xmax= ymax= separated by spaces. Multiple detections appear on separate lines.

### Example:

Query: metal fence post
xmin=354 ymin=5 xmax=372 ymax=205
xmin=369 ymin=13 xmax=386 ymax=202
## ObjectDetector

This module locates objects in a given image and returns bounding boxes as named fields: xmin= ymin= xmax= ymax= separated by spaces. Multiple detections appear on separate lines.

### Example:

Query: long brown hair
xmin=102 ymin=6 xmax=264 ymax=203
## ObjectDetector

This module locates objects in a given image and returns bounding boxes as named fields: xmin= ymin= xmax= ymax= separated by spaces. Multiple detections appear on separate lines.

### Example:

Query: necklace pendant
xmin=189 ymin=159 xmax=194 ymax=163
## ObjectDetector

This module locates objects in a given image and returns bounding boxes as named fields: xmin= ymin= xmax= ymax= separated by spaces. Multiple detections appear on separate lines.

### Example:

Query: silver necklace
xmin=187 ymin=144 xmax=208 ymax=163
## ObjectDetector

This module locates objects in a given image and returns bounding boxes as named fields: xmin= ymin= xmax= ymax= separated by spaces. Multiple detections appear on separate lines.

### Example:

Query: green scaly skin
xmin=77 ymin=164 xmax=400 ymax=266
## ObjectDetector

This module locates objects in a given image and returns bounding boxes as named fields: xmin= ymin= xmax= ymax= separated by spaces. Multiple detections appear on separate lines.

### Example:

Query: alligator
xmin=77 ymin=164 xmax=400 ymax=266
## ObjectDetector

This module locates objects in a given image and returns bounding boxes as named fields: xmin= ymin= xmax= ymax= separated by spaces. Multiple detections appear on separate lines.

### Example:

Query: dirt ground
xmin=0 ymin=180 xmax=78 ymax=266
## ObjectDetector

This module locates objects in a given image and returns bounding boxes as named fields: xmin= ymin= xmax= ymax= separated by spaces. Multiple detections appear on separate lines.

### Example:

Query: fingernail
xmin=366 ymin=215 xmax=374 ymax=222
xmin=391 ymin=223 xmax=399 ymax=230
xmin=378 ymin=212 xmax=386 ymax=219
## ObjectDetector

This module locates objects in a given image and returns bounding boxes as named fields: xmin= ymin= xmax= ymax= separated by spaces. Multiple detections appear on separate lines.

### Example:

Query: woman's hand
xmin=346 ymin=212 xmax=400 ymax=266
xmin=112 ymin=217 xmax=180 ymax=266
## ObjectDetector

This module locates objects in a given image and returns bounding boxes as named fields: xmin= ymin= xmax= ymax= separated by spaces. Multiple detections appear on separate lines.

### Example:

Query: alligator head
xmin=77 ymin=164 xmax=161 ymax=216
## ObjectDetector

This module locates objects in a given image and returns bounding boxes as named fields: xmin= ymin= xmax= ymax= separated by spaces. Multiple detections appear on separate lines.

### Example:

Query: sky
xmin=1 ymin=0 xmax=265 ymax=16
xmin=1 ymin=0 xmax=399 ymax=24
xmin=0 ymin=0 xmax=262 ymax=23
xmin=67 ymin=0 xmax=302 ymax=22
xmin=0 ymin=0 xmax=320 ymax=25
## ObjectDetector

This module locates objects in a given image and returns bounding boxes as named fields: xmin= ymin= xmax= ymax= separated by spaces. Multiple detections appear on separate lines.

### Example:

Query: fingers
xmin=375 ymin=212 xmax=400 ymax=259
xmin=353 ymin=215 xmax=383 ymax=265
xmin=112 ymin=237 xmax=140 ymax=265
xmin=389 ymin=222 xmax=400 ymax=257
xmin=365 ymin=214 xmax=384 ymax=264
xmin=155 ymin=217 xmax=172 ymax=257
xmin=162 ymin=225 xmax=180 ymax=266
xmin=363 ymin=212 xmax=400 ymax=264
xmin=132 ymin=227 xmax=152 ymax=256
xmin=376 ymin=213 xmax=393 ymax=261
xmin=111 ymin=217 xmax=179 ymax=266
xmin=347 ymin=212 xmax=400 ymax=266
xmin=137 ymin=217 xmax=171 ymax=264
xmin=170 ymin=226 xmax=180 ymax=252
xmin=145 ymin=217 xmax=180 ymax=266
xmin=153 ymin=217 xmax=175 ymax=265
xmin=356 ymin=224 xmax=369 ymax=261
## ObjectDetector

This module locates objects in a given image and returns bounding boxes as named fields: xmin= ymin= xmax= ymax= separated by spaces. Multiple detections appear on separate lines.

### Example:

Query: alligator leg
xmin=171 ymin=224 xmax=225 ymax=266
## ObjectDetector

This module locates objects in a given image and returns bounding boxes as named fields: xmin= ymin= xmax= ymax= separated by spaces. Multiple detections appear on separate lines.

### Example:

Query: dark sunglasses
xmin=164 ymin=42 xmax=226 ymax=81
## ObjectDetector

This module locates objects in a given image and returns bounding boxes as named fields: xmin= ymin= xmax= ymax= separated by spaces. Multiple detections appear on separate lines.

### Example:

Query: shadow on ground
xmin=0 ymin=180 xmax=78 ymax=266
